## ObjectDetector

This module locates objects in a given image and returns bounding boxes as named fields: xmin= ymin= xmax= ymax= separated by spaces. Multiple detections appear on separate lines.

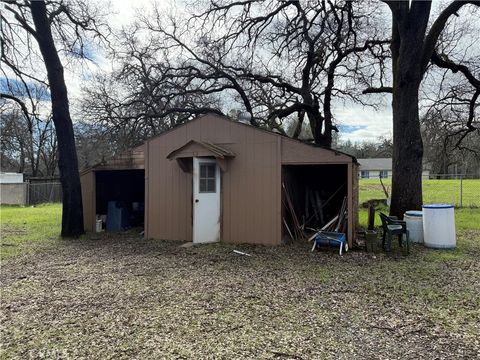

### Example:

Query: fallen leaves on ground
xmin=1 ymin=231 xmax=479 ymax=359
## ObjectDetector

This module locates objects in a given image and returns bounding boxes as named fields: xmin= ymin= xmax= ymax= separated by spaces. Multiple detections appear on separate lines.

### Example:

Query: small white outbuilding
xmin=0 ymin=172 xmax=24 ymax=184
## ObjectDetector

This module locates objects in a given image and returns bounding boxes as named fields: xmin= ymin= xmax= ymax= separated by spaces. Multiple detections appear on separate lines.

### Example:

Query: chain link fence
xmin=359 ymin=175 xmax=480 ymax=208
xmin=423 ymin=174 xmax=479 ymax=208
xmin=0 ymin=182 xmax=62 ymax=205
xmin=27 ymin=182 xmax=62 ymax=205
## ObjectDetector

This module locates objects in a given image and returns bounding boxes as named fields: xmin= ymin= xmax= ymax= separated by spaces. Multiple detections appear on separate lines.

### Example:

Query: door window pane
xmin=207 ymin=164 xmax=216 ymax=178
xmin=200 ymin=165 xmax=207 ymax=178
xmin=199 ymin=163 xmax=216 ymax=193
xmin=207 ymin=179 xmax=215 ymax=192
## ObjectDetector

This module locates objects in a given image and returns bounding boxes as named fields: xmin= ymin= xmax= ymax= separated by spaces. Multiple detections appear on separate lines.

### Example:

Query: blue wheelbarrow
xmin=311 ymin=231 xmax=348 ymax=255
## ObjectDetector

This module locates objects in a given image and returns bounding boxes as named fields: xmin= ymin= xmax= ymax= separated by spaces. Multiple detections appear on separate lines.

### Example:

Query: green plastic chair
xmin=379 ymin=213 xmax=410 ymax=254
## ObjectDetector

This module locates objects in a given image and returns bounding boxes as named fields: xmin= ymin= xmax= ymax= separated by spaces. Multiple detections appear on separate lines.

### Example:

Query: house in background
xmin=358 ymin=158 xmax=430 ymax=179
xmin=81 ymin=114 xmax=359 ymax=247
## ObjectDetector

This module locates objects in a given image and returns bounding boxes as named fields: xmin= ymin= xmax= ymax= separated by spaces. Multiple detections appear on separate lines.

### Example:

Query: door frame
xmin=192 ymin=157 xmax=221 ymax=244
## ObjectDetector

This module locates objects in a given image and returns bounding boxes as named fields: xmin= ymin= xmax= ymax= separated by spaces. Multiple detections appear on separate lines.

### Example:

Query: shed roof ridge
xmin=144 ymin=113 xmax=356 ymax=161
xmin=82 ymin=113 xmax=356 ymax=174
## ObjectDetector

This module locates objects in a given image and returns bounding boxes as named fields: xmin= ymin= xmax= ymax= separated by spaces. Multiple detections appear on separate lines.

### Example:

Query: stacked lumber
xmin=282 ymin=183 xmax=305 ymax=240
xmin=282 ymin=181 xmax=348 ymax=242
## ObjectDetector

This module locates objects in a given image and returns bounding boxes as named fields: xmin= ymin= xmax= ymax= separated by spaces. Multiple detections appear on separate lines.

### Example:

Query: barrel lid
xmin=405 ymin=210 xmax=423 ymax=217
xmin=422 ymin=204 xmax=454 ymax=209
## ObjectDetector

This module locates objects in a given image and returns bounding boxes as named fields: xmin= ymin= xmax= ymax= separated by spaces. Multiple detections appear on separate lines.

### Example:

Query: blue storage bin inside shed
xmin=106 ymin=201 xmax=129 ymax=231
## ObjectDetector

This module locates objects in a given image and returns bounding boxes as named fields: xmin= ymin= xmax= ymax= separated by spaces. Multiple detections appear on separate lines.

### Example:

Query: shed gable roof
xmin=166 ymin=140 xmax=235 ymax=160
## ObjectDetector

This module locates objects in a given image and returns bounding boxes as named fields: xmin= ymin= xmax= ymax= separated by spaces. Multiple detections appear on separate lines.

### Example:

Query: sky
xmin=336 ymin=107 xmax=392 ymax=142
xmin=60 ymin=0 xmax=394 ymax=143
xmin=1 ymin=0 xmax=394 ymax=144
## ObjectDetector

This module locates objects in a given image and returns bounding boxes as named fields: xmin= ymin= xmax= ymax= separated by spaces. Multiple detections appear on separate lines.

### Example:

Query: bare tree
xmin=0 ymin=82 xmax=58 ymax=176
xmin=363 ymin=0 xmax=480 ymax=217
xmin=1 ymin=0 xmax=109 ymax=237
xmin=422 ymin=109 xmax=480 ymax=176
xmin=79 ymin=31 xmax=223 ymax=153
xmin=335 ymin=136 xmax=393 ymax=159
xmin=125 ymin=0 xmax=389 ymax=147
xmin=0 ymin=105 xmax=58 ymax=176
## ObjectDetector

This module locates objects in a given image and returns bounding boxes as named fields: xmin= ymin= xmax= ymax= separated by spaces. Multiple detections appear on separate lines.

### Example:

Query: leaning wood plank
xmin=283 ymin=217 xmax=294 ymax=240
xmin=282 ymin=183 xmax=298 ymax=237
xmin=304 ymin=183 xmax=345 ymax=226
xmin=335 ymin=197 xmax=347 ymax=232
xmin=321 ymin=215 xmax=339 ymax=231
xmin=315 ymin=191 xmax=325 ymax=225
xmin=307 ymin=215 xmax=339 ymax=242
xmin=321 ymin=183 xmax=345 ymax=210
xmin=283 ymin=183 xmax=303 ymax=239
xmin=307 ymin=232 xmax=318 ymax=242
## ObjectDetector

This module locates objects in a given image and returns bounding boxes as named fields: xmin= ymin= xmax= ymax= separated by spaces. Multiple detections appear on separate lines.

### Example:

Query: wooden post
xmin=368 ymin=204 xmax=375 ymax=230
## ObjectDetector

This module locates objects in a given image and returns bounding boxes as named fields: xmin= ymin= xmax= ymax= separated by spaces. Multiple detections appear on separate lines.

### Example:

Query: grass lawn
xmin=359 ymin=179 xmax=480 ymax=207
xmin=1 ymin=204 xmax=480 ymax=358
xmin=0 ymin=204 xmax=61 ymax=258
xmin=359 ymin=206 xmax=480 ymax=232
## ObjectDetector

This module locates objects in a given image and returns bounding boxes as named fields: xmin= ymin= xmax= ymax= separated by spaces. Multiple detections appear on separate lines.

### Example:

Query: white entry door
xmin=193 ymin=157 xmax=221 ymax=243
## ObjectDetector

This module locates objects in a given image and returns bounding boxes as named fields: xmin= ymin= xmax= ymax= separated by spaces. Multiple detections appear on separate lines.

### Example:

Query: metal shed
xmin=81 ymin=114 xmax=358 ymax=247
xmin=80 ymin=145 xmax=145 ymax=232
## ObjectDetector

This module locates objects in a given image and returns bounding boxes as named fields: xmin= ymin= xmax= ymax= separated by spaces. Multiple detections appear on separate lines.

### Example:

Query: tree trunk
xmin=19 ymin=147 xmax=25 ymax=173
xmin=310 ymin=111 xmax=332 ymax=148
xmin=390 ymin=80 xmax=424 ymax=217
xmin=314 ymin=131 xmax=332 ymax=148
xmin=386 ymin=0 xmax=478 ymax=216
xmin=30 ymin=1 xmax=84 ymax=237
xmin=387 ymin=1 xmax=430 ymax=218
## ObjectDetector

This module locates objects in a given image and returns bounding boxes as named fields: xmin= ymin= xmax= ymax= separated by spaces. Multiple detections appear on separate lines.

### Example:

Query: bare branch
xmin=0 ymin=93 xmax=32 ymax=124
xmin=362 ymin=87 xmax=393 ymax=94
xmin=422 ymin=0 xmax=480 ymax=71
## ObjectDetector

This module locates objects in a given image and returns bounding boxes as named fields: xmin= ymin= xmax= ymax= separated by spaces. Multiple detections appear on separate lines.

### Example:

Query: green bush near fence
xmin=359 ymin=179 xmax=480 ymax=207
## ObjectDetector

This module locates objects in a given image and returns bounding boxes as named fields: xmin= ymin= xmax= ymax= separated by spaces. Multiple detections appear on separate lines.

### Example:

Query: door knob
xmin=195 ymin=199 xmax=199 ymax=203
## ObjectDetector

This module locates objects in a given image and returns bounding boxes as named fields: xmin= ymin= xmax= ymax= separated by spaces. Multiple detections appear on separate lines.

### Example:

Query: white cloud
xmin=335 ymin=105 xmax=393 ymax=143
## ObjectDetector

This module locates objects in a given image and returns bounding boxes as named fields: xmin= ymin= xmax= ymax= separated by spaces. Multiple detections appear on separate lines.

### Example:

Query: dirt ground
xmin=1 ymin=231 xmax=479 ymax=359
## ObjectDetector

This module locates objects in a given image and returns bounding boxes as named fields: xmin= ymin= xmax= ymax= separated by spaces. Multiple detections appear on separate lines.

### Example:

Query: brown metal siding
xmin=144 ymin=142 xmax=150 ymax=239
xmin=352 ymin=162 xmax=359 ymax=231
xmin=146 ymin=131 xmax=193 ymax=242
xmin=347 ymin=163 xmax=353 ymax=247
xmin=222 ymin=125 xmax=281 ymax=245
xmin=281 ymin=137 xmax=352 ymax=164
xmin=80 ymin=170 xmax=95 ymax=232
xmin=146 ymin=115 xmax=281 ymax=245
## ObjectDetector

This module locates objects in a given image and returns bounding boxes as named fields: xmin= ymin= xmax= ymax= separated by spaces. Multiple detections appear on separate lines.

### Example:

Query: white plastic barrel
xmin=96 ymin=218 xmax=103 ymax=233
xmin=404 ymin=210 xmax=423 ymax=243
xmin=422 ymin=204 xmax=456 ymax=248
